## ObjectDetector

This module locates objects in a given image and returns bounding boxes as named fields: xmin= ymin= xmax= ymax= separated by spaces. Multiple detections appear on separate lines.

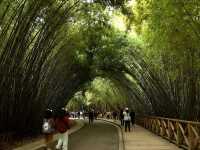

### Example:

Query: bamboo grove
xmin=0 ymin=0 xmax=200 ymax=137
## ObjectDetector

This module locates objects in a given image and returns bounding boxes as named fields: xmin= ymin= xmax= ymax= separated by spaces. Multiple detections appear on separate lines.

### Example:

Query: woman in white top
xmin=124 ymin=108 xmax=131 ymax=132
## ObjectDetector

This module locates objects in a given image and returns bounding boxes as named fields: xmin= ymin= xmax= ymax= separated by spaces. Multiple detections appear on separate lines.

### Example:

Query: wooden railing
xmin=138 ymin=116 xmax=200 ymax=150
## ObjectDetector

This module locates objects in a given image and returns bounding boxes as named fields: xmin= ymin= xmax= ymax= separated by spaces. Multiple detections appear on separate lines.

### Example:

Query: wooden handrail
xmin=138 ymin=116 xmax=200 ymax=150
xmin=146 ymin=116 xmax=200 ymax=125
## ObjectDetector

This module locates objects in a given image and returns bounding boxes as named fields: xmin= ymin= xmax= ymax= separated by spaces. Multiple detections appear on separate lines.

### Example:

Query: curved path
xmin=38 ymin=120 xmax=119 ymax=150
xmin=69 ymin=120 xmax=119 ymax=150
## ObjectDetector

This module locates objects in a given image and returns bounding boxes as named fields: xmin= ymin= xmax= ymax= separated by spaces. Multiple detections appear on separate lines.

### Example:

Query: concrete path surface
xmin=36 ymin=120 xmax=119 ymax=150
xmin=103 ymin=119 xmax=182 ymax=150
xmin=68 ymin=120 xmax=119 ymax=150
xmin=14 ymin=118 xmax=182 ymax=150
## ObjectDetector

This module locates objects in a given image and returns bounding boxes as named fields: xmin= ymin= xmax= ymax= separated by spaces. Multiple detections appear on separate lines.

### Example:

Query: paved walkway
xmin=14 ymin=120 xmax=84 ymax=150
xmin=104 ymin=119 xmax=182 ymax=150
xmin=68 ymin=120 xmax=119 ymax=150
xmin=14 ymin=119 xmax=182 ymax=150
xmin=36 ymin=120 xmax=119 ymax=150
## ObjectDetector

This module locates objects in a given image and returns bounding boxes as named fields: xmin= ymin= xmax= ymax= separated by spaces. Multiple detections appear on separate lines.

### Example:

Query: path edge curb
xmin=98 ymin=119 xmax=125 ymax=150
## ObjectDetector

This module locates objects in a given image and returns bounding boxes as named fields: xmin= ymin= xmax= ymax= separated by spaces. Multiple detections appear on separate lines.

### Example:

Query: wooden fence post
xmin=167 ymin=120 xmax=172 ymax=140
xmin=188 ymin=124 xmax=193 ymax=150
xmin=188 ymin=124 xmax=200 ymax=150
xmin=161 ymin=120 xmax=164 ymax=136
xmin=176 ymin=122 xmax=182 ymax=146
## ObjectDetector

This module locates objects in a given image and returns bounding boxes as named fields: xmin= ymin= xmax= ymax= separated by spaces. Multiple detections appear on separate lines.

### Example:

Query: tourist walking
xmin=119 ymin=109 xmax=124 ymax=126
xmin=42 ymin=109 xmax=55 ymax=150
xmin=55 ymin=108 xmax=70 ymax=150
xmin=77 ymin=111 xmax=80 ymax=119
xmin=130 ymin=109 xmax=135 ymax=128
xmin=88 ymin=109 xmax=94 ymax=124
xmin=124 ymin=108 xmax=131 ymax=132
xmin=112 ymin=111 xmax=117 ymax=121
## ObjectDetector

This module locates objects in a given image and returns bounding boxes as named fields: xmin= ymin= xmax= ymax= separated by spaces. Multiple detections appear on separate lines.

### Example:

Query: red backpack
xmin=56 ymin=117 xmax=70 ymax=133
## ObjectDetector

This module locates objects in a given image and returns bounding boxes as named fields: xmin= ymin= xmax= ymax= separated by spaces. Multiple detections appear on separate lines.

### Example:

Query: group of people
xmin=70 ymin=111 xmax=84 ymax=119
xmin=42 ymin=107 xmax=135 ymax=150
xmin=120 ymin=108 xmax=135 ymax=132
xmin=86 ymin=107 xmax=135 ymax=132
xmin=43 ymin=108 xmax=70 ymax=150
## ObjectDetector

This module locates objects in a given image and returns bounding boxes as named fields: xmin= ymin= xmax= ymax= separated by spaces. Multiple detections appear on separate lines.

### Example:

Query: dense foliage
xmin=132 ymin=0 xmax=200 ymax=120
xmin=0 ymin=0 xmax=200 ymax=138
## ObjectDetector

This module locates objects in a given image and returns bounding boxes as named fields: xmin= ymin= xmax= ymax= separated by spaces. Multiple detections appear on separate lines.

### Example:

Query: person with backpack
xmin=42 ymin=109 xmax=55 ymax=150
xmin=55 ymin=108 xmax=70 ymax=150
xmin=124 ymin=107 xmax=131 ymax=132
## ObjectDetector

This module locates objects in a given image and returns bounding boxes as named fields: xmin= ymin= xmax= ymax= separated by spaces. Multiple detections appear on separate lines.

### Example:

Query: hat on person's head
xmin=125 ymin=107 xmax=129 ymax=110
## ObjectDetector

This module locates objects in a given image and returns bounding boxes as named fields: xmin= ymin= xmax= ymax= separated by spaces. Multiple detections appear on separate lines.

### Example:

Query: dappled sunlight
xmin=68 ymin=77 xmax=127 ymax=112
xmin=112 ymin=14 xmax=127 ymax=31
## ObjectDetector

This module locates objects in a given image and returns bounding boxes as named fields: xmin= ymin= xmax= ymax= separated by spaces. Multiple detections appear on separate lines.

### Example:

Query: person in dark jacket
xmin=120 ymin=109 xmax=124 ymax=126
xmin=130 ymin=109 xmax=135 ymax=128
xmin=88 ymin=109 xmax=94 ymax=124
xmin=113 ymin=111 xmax=117 ymax=121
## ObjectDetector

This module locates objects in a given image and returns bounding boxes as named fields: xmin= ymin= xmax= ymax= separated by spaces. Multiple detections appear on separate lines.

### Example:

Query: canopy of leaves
xmin=1 ymin=0 xmax=200 ymax=138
